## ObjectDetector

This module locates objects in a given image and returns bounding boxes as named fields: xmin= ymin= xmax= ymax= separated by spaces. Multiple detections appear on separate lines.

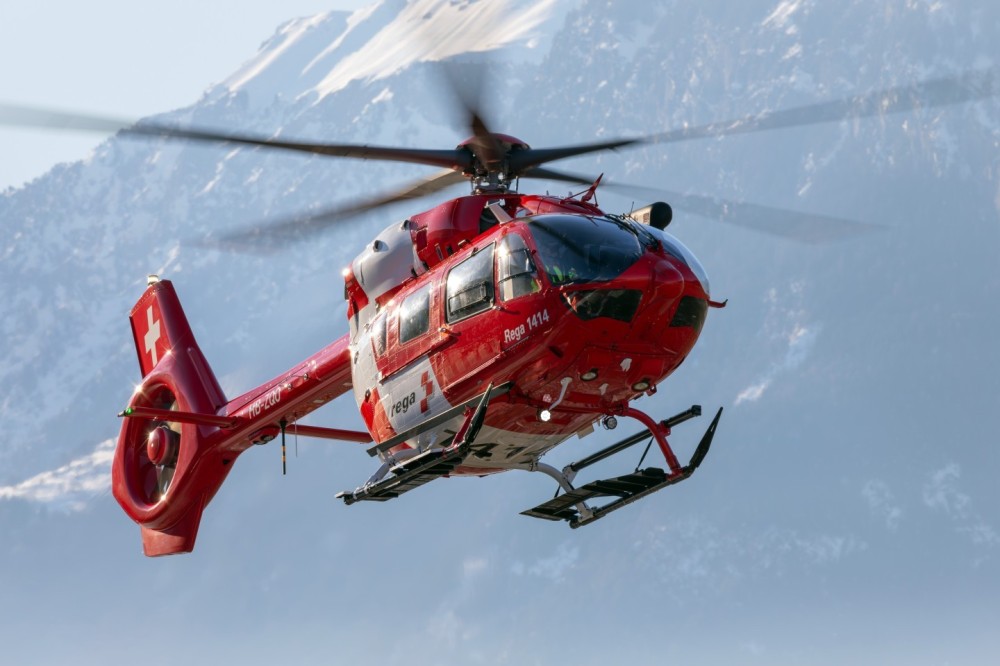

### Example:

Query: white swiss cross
xmin=144 ymin=305 xmax=162 ymax=367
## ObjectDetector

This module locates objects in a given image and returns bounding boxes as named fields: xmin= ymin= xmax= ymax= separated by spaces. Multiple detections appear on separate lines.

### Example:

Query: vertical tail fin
xmin=129 ymin=276 xmax=221 ymax=394
xmin=114 ymin=277 xmax=231 ymax=556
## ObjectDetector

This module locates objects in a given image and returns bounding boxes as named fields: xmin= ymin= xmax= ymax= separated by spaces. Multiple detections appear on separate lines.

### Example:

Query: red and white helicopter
xmin=3 ymin=61 xmax=994 ymax=556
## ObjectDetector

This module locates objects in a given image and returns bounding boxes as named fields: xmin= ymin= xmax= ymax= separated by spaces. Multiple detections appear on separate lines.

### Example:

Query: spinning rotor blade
xmin=523 ymin=166 xmax=610 ymax=186
xmin=122 ymin=125 xmax=472 ymax=170
xmin=656 ymin=189 xmax=881 ymax=243
xmin=0 ymin=103 xmax=474 ymax=171
xmin=514 ymin=67 xmax=999 ymax=172
xmin=646 ymin=67 xmax=999 ymax=145
xmin=0 ymin=102 xmax=133 ymax=133
xmin=204 ymin=168 xmax=467 ymax=251
xmin=529 ymin=167 xmax=879 ymax=243
xmin=433 ymin=58 xmax=640 ymax=173
xmin=4 ymin=68 xmax=994 ymax=180
xmin=508 ymin=138 xmax=642 ymax=174
xmin=438 ymin=60 xmax=506 ymax=169
xmin=4 ymin=65 xmax=994 ymax=252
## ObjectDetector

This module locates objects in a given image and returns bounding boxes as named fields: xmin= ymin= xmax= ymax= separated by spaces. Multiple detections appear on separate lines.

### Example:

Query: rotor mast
xmin=459 ymin=133 xmax=530 ymax=194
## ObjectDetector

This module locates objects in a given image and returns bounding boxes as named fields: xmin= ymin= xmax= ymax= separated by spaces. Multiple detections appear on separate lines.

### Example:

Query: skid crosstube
xmin=522 ymin=406 xmax=721 ymax=528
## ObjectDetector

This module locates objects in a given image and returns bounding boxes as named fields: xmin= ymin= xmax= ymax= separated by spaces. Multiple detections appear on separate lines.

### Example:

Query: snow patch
xmin=763 ymin=0 xmax=804 ymax=30
xmin=0 ymin=439 xmax=114 ymax=512
xmin=782 ymin=43 xmax=803 ymax=60
xmin=310 ymin=0 xmax=560 ymax=100
xmin=372 ymin=87 xmax=394 ymax=104
xmin=633 ymin=517 xmax=867 ymax=597
xmin=462 ymin=557 xmax=488 ymax=578
xmin=736 ymin=321 xmax=820 ymax=405
xmin=156 ymin=244 xmax=183 ymax=276
xmin=511 ymin=542 xmax=579 ymax=582
xmin=862 ymin=479 xmax=903 ymax=531
xmin=923 ymin=463 xmax=1000 ymax=550
xmin=226 ymin=13 xmax=332 ymax=92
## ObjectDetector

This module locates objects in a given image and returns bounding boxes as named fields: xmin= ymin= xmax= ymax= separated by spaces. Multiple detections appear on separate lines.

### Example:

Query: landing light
xmin=581 ymin=369 xmax=599 ymax=382
xmin=632 ymin=380 xmax=651 ymax=392
xmin=539 ymin=409 xmax=552 ymax=422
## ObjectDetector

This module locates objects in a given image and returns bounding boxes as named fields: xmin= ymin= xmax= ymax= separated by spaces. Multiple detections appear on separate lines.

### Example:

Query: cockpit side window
xmin=399 ymin=284 xmax=431 ymax=343
xmin=497 ymin=233 xmax=539 ymax=301
xmin=446 ymin=244 xmax=495 ymax=323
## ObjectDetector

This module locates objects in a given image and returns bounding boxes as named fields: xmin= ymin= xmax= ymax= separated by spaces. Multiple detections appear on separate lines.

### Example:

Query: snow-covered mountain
xmin=1 ymin=1 xmax=998 ymax=664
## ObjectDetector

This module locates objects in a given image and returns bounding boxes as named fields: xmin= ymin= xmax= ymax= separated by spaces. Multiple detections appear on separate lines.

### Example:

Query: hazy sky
xmin=0 ymin=1 xmax=368 ymax=190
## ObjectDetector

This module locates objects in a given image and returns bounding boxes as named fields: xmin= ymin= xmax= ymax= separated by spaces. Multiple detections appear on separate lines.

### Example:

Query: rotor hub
xmin=147 ymin=425 xmax=178 ymax=467
xmin=458 ymin=133 xmax=530 ymax=191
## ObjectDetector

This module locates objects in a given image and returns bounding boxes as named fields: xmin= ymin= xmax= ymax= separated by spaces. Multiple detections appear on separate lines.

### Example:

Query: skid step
xmin=521 ymin=467 xmax=691 ymax=526
xmin=337 ymin=446 xmax=467 ymax=505
xmin=338 ymin=382 xmax=496 ymax=505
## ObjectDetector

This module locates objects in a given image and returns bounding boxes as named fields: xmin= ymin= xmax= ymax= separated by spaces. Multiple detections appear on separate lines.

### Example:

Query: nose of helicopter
xmin=536 ymin=255 xmax=700 ymax=409
xmin=650 ymin=255 xmax=686 ymax=304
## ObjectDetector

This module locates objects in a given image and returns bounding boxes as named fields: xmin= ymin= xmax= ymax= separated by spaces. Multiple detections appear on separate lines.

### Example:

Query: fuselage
xmin=112 ymin=193 xmax=712 ymax=555
xmin=345 ymin=193 xmax=711 ymax=475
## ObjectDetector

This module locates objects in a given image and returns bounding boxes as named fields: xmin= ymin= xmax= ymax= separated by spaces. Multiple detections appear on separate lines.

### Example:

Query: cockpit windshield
xmin=527 ymin=214 xmax=644 ymax=286
xmin=646 ymin=226 xmax=711 ymax=296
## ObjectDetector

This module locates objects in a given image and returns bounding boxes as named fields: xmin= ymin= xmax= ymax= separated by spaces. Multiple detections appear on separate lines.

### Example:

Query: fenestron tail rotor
xmin=136 ymin=389 xmax=182 ymax=502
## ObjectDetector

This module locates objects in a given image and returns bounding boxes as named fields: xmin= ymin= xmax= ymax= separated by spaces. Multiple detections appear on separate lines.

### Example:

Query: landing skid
xmin=521 ymin=405 xmax=721 ymax=528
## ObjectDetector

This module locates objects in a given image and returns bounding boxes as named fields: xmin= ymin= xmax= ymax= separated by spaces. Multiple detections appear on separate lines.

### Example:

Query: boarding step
xmin=521 ymin=467 xmax=691 ymax=525
xmin=337 ymin=446 xmax=467 ymax=505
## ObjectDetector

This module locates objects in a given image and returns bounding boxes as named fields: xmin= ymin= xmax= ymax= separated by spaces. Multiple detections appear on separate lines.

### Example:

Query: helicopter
xmin=2 ymin=60 xmax=995 ymax=557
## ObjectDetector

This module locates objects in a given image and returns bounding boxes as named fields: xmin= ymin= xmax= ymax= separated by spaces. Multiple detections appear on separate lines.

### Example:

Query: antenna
xmin=280 ymin=419 xmax=287 ymax=475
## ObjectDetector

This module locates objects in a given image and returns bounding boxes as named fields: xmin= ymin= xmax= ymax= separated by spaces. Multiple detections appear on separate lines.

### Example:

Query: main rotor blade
xmin=516 ymin=68 xmax=1000 ymax=173
xmin=512 ymin=68 xmax=999 ymax=174
xmin=5 ymin=68 xmax=995 ymax=177
xmin=528 ymin=167 xmax=879 ymax=243
xmin=509 ymin=138 xmax=642 ymax=174
xmin=0 ymin=102 xmax=474 ymax=171
xmin=647 ymin=67 xmax=999 ymax=145
xmin=126 ymin=124 xmax=472 ymax=170
xmin=0 ymin=102 xmax=133 ymax=133
xmin=202 ymin=168 xmax=467 ymax=252
xmin=657 ymin=189 xmax=881 ymax=243
xmin=522 ymin=166 xmax=600 ymax=187
xmin=437 ymin=59 xmax=506 ymax=169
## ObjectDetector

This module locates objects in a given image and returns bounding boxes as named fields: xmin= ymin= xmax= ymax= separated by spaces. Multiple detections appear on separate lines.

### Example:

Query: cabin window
xmin=497 ymin=232 xmax=540 ymax=301
xmin=371 ymin=312 xmax=387 ymax=356
xmin=446 ymin=244 xmax=495 ymax=322
xmin=398 ymin=284 xmax=431 ymax=343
